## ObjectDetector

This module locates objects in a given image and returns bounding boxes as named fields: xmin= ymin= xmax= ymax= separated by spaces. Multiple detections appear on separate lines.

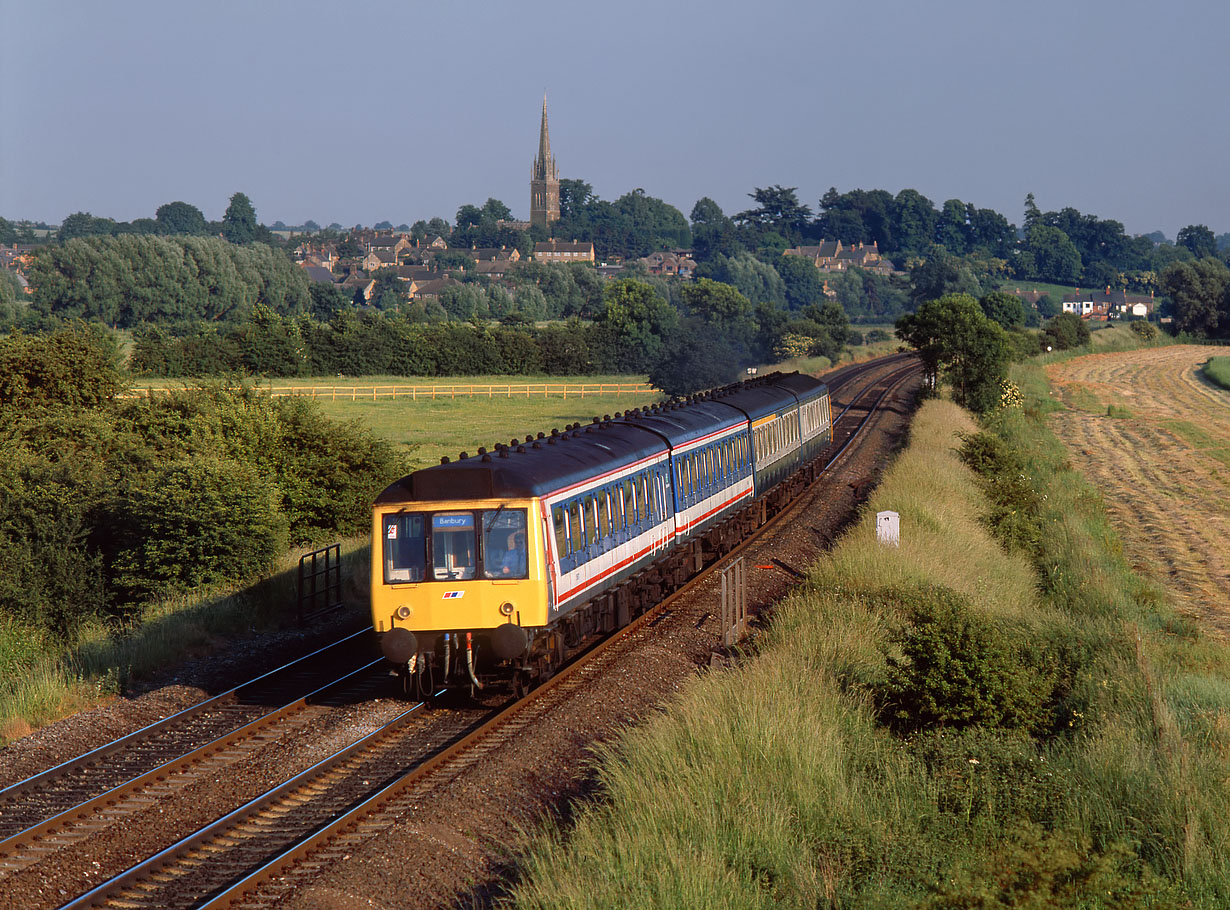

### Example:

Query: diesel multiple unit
xmin=372 ymin=371 xmax=831 ymax=694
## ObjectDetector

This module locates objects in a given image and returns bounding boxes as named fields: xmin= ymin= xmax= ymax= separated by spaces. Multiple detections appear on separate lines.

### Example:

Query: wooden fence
xmin=126 ymin=382 xmax=656 ymax=401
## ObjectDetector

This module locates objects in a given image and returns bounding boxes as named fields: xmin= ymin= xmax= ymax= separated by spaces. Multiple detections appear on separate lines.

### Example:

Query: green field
xmin=316 ymin=389 xmax=663 ymax=471
xmin=129 ymin=374 xmax=661 ymax=471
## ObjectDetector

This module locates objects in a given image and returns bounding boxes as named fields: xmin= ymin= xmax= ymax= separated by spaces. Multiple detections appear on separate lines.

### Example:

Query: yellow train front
xmin=371 ymin=417 xmax=675 ymax=695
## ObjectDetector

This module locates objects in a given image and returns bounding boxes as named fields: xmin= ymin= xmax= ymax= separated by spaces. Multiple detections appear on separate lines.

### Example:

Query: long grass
xmin=506 ymin=373 xmax=1230 ymax=906
xmin=1204 ymin=356 xmax=1230 ymax=390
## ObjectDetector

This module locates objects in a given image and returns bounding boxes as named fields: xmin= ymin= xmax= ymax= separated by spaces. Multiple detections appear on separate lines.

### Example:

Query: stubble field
xmin=1046 ymin=344 xmax=1230 ymax=635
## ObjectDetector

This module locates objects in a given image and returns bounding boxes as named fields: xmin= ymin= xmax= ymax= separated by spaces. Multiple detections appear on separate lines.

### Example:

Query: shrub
xmin=104 ymin=456 xmax=288 ymax=606
xmin=0 ymin=455 xmax=111 ymax=638
xmin=268 ymin=396 xmax=401 ymax=542
xmin=1042 ymin=312 xmax=1090 ymax=350
xmin=925 ymin=821 xmax=1180 ymax=908
xmin=874 ymin=586 xmax=1054 ymax=735
xmin=958 ymin=430 xmax=1044 ymax=559
xmin=0 ymin=324 xmax=124 ymax=415
xmin=1130 ymin=319 xmax=1159 ymax=342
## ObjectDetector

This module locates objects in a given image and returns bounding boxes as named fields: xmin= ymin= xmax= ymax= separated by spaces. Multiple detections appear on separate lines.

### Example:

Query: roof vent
xmin=459 ymin=452 xmax=469 ymax=460
xmin=481 ymin=453 xmax=492 ymax=462
xmin=477 ymin=447 xmax=487 ymax=456
xmin=517 ymin=445 xmax=527 ymax=453
xmin=440 ymin=456 xmax=450 ymax=464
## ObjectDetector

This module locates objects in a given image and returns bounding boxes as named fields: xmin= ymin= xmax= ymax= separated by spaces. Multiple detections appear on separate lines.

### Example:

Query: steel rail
xmin=0 ymin=658 xmax=386 ymax=873
xmin=60 ymin=695 xmax=443 ymax=910
xmin=0 ymin=626 xmax=373 ymax=808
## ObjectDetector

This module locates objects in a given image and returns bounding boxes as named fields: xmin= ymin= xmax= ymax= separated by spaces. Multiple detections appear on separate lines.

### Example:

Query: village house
xmin=783 ymin=240 xmax=895 ymax=275
xmin=1062 ymin=289 xmax=1155 ymax=320
xmin=533 ymin=240 xmax=595 ymax=263
xmin=639 ymin=250 xmax=697 ymax=278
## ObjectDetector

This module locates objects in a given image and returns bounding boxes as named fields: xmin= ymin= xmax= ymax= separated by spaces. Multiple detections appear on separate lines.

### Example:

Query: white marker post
xmin=876 ymin=510 xmax=900 ymax=547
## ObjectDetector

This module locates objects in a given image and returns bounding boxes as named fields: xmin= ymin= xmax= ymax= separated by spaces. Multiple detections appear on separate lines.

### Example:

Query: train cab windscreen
xmin=382 ymin=508 xmax=528 ymax=583
xmin=384 ymin=514 xmax=427 ymax=583
xmin=481 ymin=508 xmax=528 ymax=579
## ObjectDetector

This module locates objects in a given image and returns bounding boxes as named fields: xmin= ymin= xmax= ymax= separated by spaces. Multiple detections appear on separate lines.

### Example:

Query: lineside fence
xmin=125 ymin=382 xmax=656 ymax=401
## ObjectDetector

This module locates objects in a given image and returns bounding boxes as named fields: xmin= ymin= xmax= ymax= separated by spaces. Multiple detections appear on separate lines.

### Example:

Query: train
xmin=371 ymin=371 xmax=832 ymax=695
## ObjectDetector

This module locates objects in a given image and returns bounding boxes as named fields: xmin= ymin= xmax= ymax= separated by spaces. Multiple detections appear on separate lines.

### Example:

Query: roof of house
xmin=302 ymin=265 xmax=337 ymax=284
xmin=535 ymin=240 xmax=594 ymax=254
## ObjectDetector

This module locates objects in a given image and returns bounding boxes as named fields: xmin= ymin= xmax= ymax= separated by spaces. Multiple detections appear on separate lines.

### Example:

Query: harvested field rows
xmin=1046 ymin=345 xmax=1230 ymax=635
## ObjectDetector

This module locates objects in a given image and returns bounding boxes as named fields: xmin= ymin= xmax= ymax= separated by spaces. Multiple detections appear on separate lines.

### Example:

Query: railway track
xmin=0 ymin=631 xmax=380 ymax=876
xmin=5 ymin=355 xmax=918 ymax=909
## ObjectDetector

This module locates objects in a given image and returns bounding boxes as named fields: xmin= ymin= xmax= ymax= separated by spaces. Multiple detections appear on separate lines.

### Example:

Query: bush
xmin=0 ymin=324 xmax=124 ymax=415
xmin=0 ymin=455 xmax=111 ymax=638
xmin=104 ymin=456 xmax=288 ymax=606
xmin=874 ymin=586 xmax=1054 ymax=735
xmin=1042 ymin=312 xmax=1090 ymax=350
xmin=957 ymin=430 xmax=1045 ymax=558
xmin=1130 ymin=319 xmax=1159 ymax=342
xmin=268 ymin=397 xmax=401 ymax=543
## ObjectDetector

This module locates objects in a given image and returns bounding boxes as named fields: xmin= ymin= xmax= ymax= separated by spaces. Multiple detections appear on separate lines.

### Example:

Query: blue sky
xmin=3 ymin=0 xmax=1227 ymax=238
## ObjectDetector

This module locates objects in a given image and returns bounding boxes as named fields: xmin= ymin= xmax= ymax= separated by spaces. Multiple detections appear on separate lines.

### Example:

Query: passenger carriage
xmin=371 ymin=372 xmax=831 ymax=694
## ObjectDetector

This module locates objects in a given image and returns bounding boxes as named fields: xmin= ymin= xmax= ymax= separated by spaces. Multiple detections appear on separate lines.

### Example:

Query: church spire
xmin=533 ymin=93 xmax=557 ymax=182
xmin=530 ymin=93 xmax=560 ymax=230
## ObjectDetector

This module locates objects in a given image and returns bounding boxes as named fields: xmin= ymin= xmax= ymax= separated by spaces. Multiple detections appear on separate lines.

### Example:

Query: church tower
xmin=530 ymin=95 xmax=560 ymax=231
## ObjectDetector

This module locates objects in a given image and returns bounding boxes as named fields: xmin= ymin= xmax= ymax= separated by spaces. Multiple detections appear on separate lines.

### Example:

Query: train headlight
xmin=499 ymin=601 xmax=515 ymax=616
xmin=395 ymin=604 xmax=413 ymax=621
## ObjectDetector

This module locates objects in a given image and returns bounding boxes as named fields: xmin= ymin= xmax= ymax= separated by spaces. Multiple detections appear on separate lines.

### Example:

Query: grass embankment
xmin=1204 ymin=356 xmax=1230 ymax=390
xmin=509 ymin=364 xmax=1230 ymax=906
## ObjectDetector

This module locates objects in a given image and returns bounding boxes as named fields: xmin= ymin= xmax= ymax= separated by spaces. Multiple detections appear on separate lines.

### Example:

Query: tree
xmin=1025 ymin=225 xmax=1082 ymax=284
xmin=1042 ymin=312 xmax=1091 ymax=350
xmin=775 ymin=254 xmax=827 ymax=311
xmin=910 ymin=248 xmax=984 ymax=304
xmin=734 ymin=185 xmax=812 ymax=244
xmin=593 ymin=279 xmax=680 ymax=372
xmin=1159 ymin=257 xmax=1230 ymax=337
xmin=481 ymin=198 xmax=512 ymax=222
xmin=155 ymin=201 xmax=208 ymax=236
xmin=894 ymin=189 xmax=940 ymax=255
xmin=222 ymin=192 xmax=258 ymax=244
xmin=979 ymin=291 xmax=1026 ymax=329
xmin=696 ymin=252 xmax=786 ymax=308
xmin=558 ymin=179 xmax=595 ymax=221
xmin=896 ymin=294 xmax=1010 ymax=412
xmin=690 ymin=197 xmax=742 ymax=262
xmin=58 ymin=212 xmax=116 ymax=242
xmin=1177 ymin=224 xmax=1218 ymax=260
xmin=649 ymin=321 xmax=742 ymax=396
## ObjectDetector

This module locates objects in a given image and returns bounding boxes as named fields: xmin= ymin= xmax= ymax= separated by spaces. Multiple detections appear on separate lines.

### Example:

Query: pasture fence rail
xmin=125 ymin=382 xmax=655 ymax=402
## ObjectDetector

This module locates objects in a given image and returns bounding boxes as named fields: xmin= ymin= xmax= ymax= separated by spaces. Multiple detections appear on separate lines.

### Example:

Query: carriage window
xmin=553 ymin=505 xmax=568 ymax=557
xmin=598 ymin=490 xmax=611 ymax=539
xmin=583 ymin=494 xmax=597 ymax=546
xmin=623 ymin=479 xmax=635 ymax=526
xmin=383 ymin=513 xmax=426 ymax=584
xmin=431 ymin=512 xmax=476 ymax=580
xmin=638 ymin=475 xmax=648 ymax=520
xmin=569 ymin=499 xmax=583 ymax=553
xmin=481 ymin=508 xmax=528 ymax=579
